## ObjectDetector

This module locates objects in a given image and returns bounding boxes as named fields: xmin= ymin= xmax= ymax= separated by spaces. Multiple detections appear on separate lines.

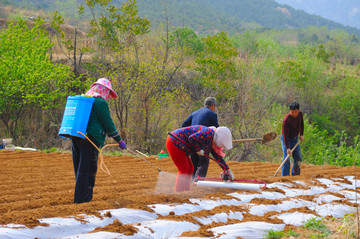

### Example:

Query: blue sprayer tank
xmin=58 ymin=95 xmax=95 ymax=139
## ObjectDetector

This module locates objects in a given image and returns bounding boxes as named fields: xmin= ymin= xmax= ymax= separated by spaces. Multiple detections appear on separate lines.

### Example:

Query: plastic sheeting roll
xmin=196 ymin=180 xmax=263 ymax=191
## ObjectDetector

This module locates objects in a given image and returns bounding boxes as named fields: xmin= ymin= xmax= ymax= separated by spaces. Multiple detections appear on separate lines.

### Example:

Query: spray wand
xmin=77 ymin=131 xmax=162 ymax=174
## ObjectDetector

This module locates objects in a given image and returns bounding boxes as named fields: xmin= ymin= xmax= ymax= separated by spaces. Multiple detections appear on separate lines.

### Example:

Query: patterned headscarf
xmin=85 ymin=78 xmax=118 ymax=100
xmin=85 ymin=84 xmax=111 ymax=100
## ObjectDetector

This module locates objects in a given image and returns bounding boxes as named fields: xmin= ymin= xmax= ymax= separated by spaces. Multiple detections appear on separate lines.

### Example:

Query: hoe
xmin=232 ymin=132 xmax=277 ymax=144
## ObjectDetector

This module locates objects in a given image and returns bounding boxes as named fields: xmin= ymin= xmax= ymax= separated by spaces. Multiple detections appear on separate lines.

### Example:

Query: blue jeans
xmin=280 ymin=135 xmax=302 ymax=176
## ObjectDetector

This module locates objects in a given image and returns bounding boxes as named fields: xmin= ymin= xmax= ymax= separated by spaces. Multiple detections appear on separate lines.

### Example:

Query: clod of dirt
xmin=92 ymin=218 xmax=139 ymax=235
xmin=18 ymin=217 xmax=49 ymax=228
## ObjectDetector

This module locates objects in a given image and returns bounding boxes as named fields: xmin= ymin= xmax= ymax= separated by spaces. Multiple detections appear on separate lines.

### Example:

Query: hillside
xmin=133 ymin=0 xmax=360 ymax=35
xmin=1 ymin=0 xmax=360 ymax=36
xmin=274 ymin=0 xmax=360 ymax=30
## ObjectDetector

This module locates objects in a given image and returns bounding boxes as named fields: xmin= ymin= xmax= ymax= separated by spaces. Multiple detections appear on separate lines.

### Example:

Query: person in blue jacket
xmin=181 ymin=97 xmax=219 ymax=179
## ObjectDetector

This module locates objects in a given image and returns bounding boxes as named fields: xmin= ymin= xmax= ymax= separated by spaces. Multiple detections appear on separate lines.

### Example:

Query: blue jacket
xmin=181 ymin=107 xmax=219 ymax=128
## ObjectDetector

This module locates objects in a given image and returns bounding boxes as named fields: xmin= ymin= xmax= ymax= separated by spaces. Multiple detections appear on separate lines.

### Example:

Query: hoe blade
xmin=262 ymin=132 xmax=277 ymax=144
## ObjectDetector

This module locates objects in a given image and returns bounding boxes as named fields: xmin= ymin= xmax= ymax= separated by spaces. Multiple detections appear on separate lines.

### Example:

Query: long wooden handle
xmin=273 ymin=141 xmax=300 ymax=177
xmin=232 ymin=138 xmax=263 ymax=143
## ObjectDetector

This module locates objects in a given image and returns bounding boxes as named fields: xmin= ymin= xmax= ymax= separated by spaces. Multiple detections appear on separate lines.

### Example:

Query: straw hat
xmin=91 ymin=78 xmax=118 ymax=99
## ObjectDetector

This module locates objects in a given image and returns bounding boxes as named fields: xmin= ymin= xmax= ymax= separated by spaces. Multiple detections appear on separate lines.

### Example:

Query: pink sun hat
xmin=90 ymin=78 xmax=118 ymax=99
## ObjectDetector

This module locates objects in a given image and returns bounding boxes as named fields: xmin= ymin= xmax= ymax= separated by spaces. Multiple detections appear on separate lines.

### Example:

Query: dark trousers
xmin=71 ymin=136 xmax=99 ymax=204
xmin=191 ymin=154 xmax=209 ymax=179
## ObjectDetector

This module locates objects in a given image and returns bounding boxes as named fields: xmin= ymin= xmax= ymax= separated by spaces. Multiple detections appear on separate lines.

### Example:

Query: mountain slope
xmin=1 ymin=0 xmax=359 ymax=36
xmin=130 ymin=0 xmax=360 ymax=35
xmin=274 ymin=0 xmax=360 ymax=29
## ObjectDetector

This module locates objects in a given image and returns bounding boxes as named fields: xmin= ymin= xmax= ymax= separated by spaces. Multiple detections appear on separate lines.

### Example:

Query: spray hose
xmin=77 ymin=131 xmax=115 ymax=175
xmin=77 ymin=131 xmax=162 ymax=174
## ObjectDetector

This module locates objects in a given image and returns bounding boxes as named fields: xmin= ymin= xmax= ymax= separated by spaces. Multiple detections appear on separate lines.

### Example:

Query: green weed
xmin=43 ymin=147 xmax=57 ymax=153
xmin=285 ymin=229 xmax=300 ymax=237
xmin=263 ymin=228 xmax=300 ymax=239
xmin=303 ymin=218 xmax=331 ymax=237
xmin=263 ymin=229 xmax=284 ymax=239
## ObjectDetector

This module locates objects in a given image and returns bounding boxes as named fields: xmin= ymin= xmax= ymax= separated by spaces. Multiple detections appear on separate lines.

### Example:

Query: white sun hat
xmin=210 ymin=126 xmax=233 ymax=150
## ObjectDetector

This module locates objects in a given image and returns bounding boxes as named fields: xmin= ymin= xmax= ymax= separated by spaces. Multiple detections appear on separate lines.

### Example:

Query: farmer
xmin=181 ymin=97 xmax=219 ymax=179
xmin=71 ymin=78 xmax=127 ymax=204
xmin=166 ymin=125 xmax=234 ymax=192
xmin=281 ymin=102 xmax=304 ymax=176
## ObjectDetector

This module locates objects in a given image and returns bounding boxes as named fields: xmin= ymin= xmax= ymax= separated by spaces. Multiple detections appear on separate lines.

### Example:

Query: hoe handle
xmin=232 ymin=138 xmax=263 ymax=143
xmin=232 ymin=132 xmax=277 ymax=144
xmin=274 ymin=141 xmax=300 ymax=176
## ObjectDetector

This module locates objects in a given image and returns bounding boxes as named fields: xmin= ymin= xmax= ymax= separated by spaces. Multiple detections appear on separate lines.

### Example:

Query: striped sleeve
xmin=210 ymin=148 xmax=229 ymax=171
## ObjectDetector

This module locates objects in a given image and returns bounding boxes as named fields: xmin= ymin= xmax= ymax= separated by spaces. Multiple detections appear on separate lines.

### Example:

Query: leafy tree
xmin=75 ymin=0 xmax=187 ymax=153
xmin=311 ymin=44 xmax=334 ymax=63
xmin=231 ymin=30 xmax=259 ymax=55
xmin=0 ymin=18 xmax=71 ymax=139
xmin=195 ymin=31 xmax=238 ymax=98
xmin=169 ymin=26 xmax=203 ymax=55
xmin=78 ymin=0 xmax=150 ymax=62
xmin=50 ymin=11 xmax=93 ymax=78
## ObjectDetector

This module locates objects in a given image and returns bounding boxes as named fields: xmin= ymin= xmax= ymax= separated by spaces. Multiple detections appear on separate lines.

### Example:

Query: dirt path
xmin=0 ymin=150 xmax=357 ymax=228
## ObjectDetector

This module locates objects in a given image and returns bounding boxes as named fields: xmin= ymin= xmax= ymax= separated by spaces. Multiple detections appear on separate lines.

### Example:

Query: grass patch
xmin=303 ymin=218 xmax=331 ymax=237
xmin=264 ymin=229 xmax=300 ymax=239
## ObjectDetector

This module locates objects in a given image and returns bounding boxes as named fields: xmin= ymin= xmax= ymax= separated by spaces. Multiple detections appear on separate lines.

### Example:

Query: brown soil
xmin=0 ymin=150 xmax=358 ymax=232
xmin=92 ymin=218 xmax=139 ymax=235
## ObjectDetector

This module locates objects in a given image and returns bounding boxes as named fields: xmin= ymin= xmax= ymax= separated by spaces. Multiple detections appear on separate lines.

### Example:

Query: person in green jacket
xmin=71 ymin=78 xmax=126 ymax=204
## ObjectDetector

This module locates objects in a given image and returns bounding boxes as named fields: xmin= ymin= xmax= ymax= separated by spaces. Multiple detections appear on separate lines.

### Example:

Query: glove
xmin=220 ymin=169 xmax=234 ymax=181
xmin=227 ymin=169 xmax=234 ymax=180
xmin=196 ymin=150 xmax=204 ymax=156
xmin=119 ymin=140 xmax=127 ymax=149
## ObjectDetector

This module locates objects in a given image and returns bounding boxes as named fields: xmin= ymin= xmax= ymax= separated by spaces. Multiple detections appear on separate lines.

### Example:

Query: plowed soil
xmin=0 ymin=150 xmax=357 ymax=228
